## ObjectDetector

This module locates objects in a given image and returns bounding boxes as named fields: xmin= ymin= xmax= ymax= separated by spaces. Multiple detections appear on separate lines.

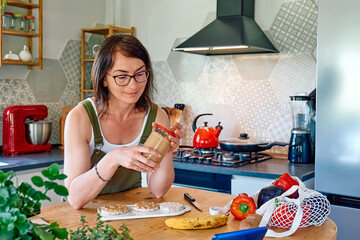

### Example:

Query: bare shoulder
xmin=65 ymin=103 xmax=92 ymax=141
xmin=66 ymin=104 xmax=89 ymax=125
xmin=154 ymin=105 xmax=170 ymax=129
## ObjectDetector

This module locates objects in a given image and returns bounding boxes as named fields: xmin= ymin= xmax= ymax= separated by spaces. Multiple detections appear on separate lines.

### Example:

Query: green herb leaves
xmin=0 ymin=163 xmax=68 ymax=239
xmin=69 ymin=215 xmax=133 ymax=240
xmin=0 ymin=163 xmax=133 ymax=239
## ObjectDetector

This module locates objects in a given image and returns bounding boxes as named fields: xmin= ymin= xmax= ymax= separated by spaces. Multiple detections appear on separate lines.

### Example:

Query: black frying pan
xmin=219 ymin=134 xmax=288 ymax=152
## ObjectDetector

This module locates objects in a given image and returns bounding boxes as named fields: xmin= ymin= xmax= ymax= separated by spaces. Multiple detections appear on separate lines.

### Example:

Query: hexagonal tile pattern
xmin=0 ymin=78 xmax=37 ymax=105
xmin=270 ymin=0 xmax=317 ymax=53
xmin=232 ymin=80 xmax=280 ymax=131
xmin=152 ymin=61 xmax=178 ymax=106
xmin=27 ymin=58 xmax=68 ymax=103
xmin=45 ymin=102 xmax=63 ymax=144
xmin=167 ymin=38 xmax=207 ymax=83
xmin=59 ymin=39 xmax=82 ymax=106
xmin=268 ymin=53 xmax=316 ymax=110
xmin=198 ymin=55 xmax=240 ymax=105
xmin=232 ymin=53 xmax=280 ymax=80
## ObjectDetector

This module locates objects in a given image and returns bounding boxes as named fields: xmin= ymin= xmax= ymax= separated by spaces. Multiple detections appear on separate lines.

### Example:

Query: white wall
xmin=114 ymin=0 xmax=217 ymax=61
xmin=42 ymin=0 xmax=105 ymax=59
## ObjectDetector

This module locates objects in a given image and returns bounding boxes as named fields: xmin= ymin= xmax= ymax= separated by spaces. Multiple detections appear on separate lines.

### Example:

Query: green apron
xmin=81 ymin=99 xmax=158 ymax=195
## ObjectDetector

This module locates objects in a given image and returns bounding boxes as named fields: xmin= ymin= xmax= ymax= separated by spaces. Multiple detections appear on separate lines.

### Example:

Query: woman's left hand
xmin=152 ymin=122 xmax=185 ymax=150
xmin=169 ymin=122 xmax=185 ymax=149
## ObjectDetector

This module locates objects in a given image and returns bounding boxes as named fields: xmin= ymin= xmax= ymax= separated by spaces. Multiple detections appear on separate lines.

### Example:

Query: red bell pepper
xmin=230 ymin=193 xmax=256 ymax=220
xmin=274 ymin=173 xmax=299 ymax=198
xmin=270 ymin=201 xmax=311 ymax=228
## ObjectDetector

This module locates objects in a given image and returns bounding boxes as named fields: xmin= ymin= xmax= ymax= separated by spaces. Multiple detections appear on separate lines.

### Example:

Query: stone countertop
xmin=0 ymin=146 xmax=64 ymax=172
xmin=174 ymin=156 xmax=314 ymax=181
xmin=0 ymin=147 xmax=314 ymax=181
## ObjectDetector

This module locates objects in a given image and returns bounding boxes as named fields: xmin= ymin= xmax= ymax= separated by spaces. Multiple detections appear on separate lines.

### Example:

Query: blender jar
xmin=290 ymin=95 xmax=312 ymax=131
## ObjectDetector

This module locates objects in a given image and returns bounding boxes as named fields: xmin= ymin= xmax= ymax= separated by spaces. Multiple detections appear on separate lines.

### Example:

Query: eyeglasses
xmin=106 ymin=70 xmax=149 ymax=86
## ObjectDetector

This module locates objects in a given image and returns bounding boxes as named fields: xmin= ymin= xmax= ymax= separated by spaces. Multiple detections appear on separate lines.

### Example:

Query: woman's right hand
xmin=111 ymin=146 xmax=161 ymax=173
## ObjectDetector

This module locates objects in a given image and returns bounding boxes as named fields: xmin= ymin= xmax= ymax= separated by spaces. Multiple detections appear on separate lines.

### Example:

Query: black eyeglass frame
xmin=106 ymin=70 xmax=150 ymax=86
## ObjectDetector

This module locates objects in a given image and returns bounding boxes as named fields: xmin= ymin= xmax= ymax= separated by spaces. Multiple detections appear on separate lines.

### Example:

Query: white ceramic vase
xmin=19 ymin=45 xmax=32 ymax=62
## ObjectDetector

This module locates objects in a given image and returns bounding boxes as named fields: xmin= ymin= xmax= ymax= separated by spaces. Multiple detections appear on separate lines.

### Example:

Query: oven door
xmin=173 ymin=169 xmax=231 ymax=194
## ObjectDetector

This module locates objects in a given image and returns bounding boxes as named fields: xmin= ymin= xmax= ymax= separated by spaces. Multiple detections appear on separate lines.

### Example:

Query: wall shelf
xmin=0 ymin=0 xmax=43 ymax=69
xmin=81 ymin=25 xmax=135 ymax=100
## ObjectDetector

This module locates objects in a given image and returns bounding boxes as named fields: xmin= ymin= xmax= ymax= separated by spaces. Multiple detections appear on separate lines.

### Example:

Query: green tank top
xmin=81 ymin=100 xmax=158 ymax=195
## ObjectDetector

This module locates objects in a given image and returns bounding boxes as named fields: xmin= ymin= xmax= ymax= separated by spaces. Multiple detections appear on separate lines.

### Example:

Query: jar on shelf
xmin=14 ymin=14 xmax=25 ymax=31
xmin=24 ymin=15 xmax=36 ymax=32
xmin=2 ymin=12 xmax=14 ymax=30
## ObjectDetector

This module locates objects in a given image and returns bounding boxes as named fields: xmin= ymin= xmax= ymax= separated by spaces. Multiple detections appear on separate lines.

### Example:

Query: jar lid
xmin=14 ymin=14 xmax=23 ymax=17
xmin=157 ymin=124 xmax=175 ymax=137
xmin=25 ymin=15 xmax=35 ymax=19
xmin=4 ymin=12 xmax=14 ymax=16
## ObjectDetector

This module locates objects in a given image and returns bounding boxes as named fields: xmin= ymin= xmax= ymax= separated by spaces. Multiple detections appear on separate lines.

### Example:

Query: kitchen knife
xmin=184 ymin=193 xmax=203 ymax=211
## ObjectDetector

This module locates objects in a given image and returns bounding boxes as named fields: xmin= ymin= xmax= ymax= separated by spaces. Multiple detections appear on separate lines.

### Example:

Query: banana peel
xmin=165 ymin=214 xmax=228 ymax=230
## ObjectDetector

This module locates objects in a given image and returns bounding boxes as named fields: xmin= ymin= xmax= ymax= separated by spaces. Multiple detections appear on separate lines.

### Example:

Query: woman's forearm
xmin=147 ymin=152 xmax=175 ymax=198
xmin=67 ymin=153 xmax=119 ymax=209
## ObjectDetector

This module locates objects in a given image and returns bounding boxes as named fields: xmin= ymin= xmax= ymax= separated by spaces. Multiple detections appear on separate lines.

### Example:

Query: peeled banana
xmin=165 ymin=214 xmax=228 ymax=230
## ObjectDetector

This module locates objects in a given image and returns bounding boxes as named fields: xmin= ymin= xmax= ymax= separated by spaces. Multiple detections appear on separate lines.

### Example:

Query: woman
xmin=64 ymin=35 xmax=184 ymax=209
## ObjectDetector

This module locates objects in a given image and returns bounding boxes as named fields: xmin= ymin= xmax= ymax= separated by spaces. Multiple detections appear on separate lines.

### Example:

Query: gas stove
xmin=173 ymin=147 xmax=272 ymax=168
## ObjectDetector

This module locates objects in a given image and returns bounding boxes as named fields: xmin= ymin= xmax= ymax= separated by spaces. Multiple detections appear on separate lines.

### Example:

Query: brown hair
xmin=91 ymin=35 xmax=154 ymax=117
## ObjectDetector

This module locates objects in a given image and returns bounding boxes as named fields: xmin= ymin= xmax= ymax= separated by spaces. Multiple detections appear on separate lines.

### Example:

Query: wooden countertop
xmin=34 ymin=187 xmax=336 ymax=240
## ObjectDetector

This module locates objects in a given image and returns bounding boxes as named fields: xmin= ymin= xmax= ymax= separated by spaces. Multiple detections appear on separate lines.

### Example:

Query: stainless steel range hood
xmin=172 ymin=0 xmax=278 ymax=55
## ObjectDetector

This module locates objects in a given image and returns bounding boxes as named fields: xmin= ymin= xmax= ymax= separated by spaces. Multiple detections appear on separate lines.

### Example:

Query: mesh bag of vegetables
xmin=255 ymin=175 xmax=331 ymax=238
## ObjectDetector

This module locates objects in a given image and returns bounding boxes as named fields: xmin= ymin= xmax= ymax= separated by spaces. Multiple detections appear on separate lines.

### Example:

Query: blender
xmin=288 ymin=94 xmax=315 ymax=163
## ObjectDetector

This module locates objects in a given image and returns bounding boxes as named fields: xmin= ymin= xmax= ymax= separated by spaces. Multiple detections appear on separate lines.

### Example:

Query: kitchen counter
xmin=0 ymin=146 xmax=314 ymax=181
xmin=0 ymin=146 xmax=64 ymax=172
xmin=32 ymin=187 xmax=337 ymax=240
xmin=174 ymin=154 xmax=314 ymax=182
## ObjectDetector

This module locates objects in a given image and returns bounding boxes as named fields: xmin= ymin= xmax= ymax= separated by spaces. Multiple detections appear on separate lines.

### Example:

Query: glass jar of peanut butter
xmin=142 ymin=124 xmax=175 ymax=163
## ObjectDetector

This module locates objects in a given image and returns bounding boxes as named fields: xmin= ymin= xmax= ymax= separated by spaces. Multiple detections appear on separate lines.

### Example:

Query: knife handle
xmin=184 ymin=193 xmax=195 ymax=202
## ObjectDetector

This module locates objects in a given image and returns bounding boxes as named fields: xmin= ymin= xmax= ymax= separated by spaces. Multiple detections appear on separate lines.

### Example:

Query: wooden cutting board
xmin=165 ymin=107 xmax=183 ymax=128
xmin=59 ymin=107 xmax=72 ymax=149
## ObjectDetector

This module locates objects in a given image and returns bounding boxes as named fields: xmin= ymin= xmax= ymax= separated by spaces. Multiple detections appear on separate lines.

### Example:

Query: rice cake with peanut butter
xmin=132 ymin=201 xmax=159 ymax=212
xmin=102 ymin=204 xmax=130 ymax=216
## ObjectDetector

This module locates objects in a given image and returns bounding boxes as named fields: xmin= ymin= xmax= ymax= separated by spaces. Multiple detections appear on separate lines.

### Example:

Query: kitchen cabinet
xmin=81 ymin=25 xmax=135 ymax=100
xmin=15 ymin=166 xmax=64 ymax=206
xmin=0 ymin=0 xmax=43 ymax=69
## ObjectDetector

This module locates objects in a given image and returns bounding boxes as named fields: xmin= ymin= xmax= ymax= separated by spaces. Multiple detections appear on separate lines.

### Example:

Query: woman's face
xmin=104 ymin=51 xmax=148 ymax=105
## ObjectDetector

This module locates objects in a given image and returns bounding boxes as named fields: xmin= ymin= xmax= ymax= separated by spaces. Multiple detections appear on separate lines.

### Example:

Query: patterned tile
xmin=60 ymin=40 xmax=81 ymax=86
xmin=60 ymin=39 xmax=82 ymax=105
xmin=167 ymin=38 xmax=207 ymax=83
xmin=232 ymin=80 xmax=281 ymax=131
xmin=0 ymin=79 xmax=37 ymax=105
xmin=270 ymin=0 xmax=317 ymax=53
xmin=232 ymin=53 xmax=280 ymax=80
xmin=152 ymin=61 xmax=178 ymax=107
xmin=26 ymin=59 xmax=68 ymax=103
xmin=268 ymin=53 xmax=316 ymax=111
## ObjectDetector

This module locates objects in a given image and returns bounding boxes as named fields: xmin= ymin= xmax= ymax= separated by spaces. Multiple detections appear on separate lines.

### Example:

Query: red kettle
xmin=192 ymin=113 xmax=223 ymax=148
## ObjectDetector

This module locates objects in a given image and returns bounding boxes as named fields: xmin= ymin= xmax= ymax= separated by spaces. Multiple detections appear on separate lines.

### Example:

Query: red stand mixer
xmin=2 ymin=105 xmax=52 ymax=155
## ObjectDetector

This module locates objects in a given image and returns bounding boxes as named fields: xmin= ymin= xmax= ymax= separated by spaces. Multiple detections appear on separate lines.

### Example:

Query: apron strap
xmin=140 ymin=102 xmax=158 ymax=144
xmin=81 ymin=99 xmax=104 ymax=149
